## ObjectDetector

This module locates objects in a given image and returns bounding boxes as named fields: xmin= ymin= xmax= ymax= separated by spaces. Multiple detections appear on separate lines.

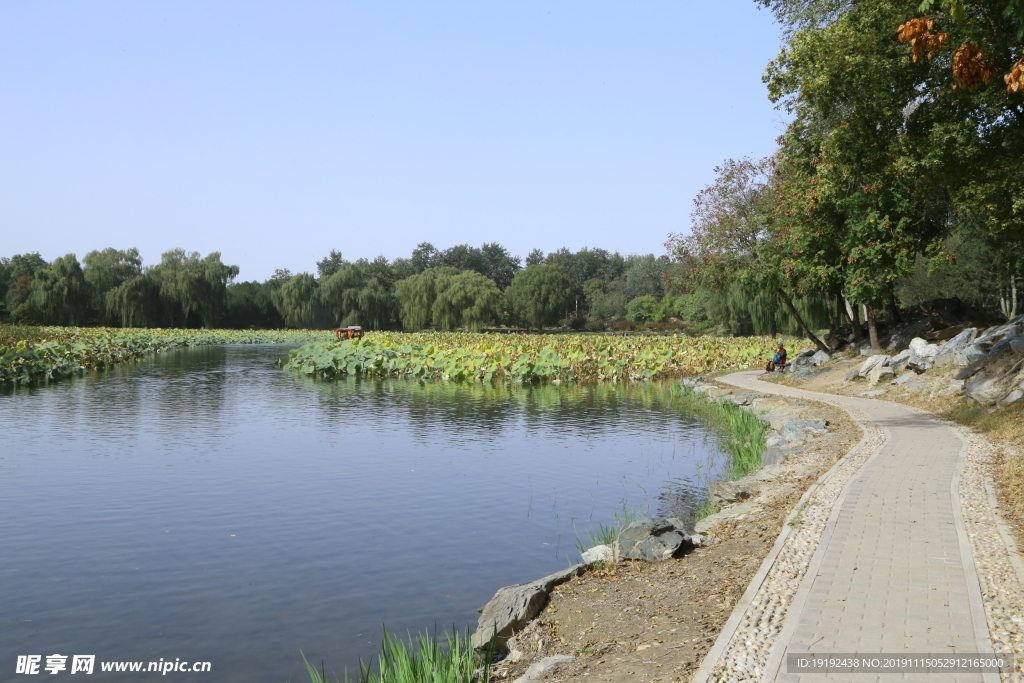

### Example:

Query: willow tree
xmin=431 ymin=270 xmax=502 ymax=331
xmin=83 ymin=248 xmax=144 ymax=324
xmin=505 ymin=265 xmax=571 ymax=330
xmin=273 ymin=273 xmax=328 ymax=329
xmin=29 ymin=254 xmax=90 ymax=325
xmin=149 ymin=250 xmax=239 ymax=327
xmin=393 ymin=267 xmax=460 ymax=331
xmin=105 ymin=275 xmax=160 ymax=328
xmin=320 ymin=261 xmax=396 ymax=330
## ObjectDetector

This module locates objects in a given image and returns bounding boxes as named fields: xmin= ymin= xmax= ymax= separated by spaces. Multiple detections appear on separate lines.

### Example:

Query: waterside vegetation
xmin=300 ymin=627 xmax=492 ymax=683
xmin=282 ymin=333 xmax=782 ymax=384
xmin=0 ymin=326 xmax=331 ymax=385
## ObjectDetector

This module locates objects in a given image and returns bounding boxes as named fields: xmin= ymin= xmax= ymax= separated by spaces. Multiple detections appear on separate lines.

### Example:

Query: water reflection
xmin=0 ymin=346 xmax=729 ymax=682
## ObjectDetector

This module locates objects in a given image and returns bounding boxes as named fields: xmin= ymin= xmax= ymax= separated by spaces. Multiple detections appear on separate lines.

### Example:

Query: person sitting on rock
xmin=765 ymin=342 xmax=787 ymax=373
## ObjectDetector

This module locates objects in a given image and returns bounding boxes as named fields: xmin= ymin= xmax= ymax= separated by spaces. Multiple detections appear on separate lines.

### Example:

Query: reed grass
xmin=675 ymin=386 xmax=768 ymax=481
xmin=299 ymin=626 xmax=492 ymax=683
xmin=573 ymin=504 xmax=648 ymax=556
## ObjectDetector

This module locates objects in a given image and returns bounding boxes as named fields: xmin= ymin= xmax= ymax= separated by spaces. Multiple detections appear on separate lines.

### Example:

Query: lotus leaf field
xmin=0 ymin=326 xmax=332 ymax=385
xmin=284 ymin=332 xmax=784 ymax=383
xmin=1 ymin=326 xmax=797 ymax=386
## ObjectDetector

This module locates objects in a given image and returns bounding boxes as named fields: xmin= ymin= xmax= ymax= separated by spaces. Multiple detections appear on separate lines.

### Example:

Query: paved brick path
xmin=717 ymin=371 xmax=997 ymax=683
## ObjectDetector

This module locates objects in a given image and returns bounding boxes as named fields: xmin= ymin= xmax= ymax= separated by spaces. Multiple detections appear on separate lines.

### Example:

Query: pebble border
xmin=951 ymin=422 xmax=1024 ymax=683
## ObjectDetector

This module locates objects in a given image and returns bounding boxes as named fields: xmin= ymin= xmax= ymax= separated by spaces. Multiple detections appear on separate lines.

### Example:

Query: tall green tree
xmin=666 ymin=157 xmax=831 ymax=350
xmin=505 ymin=265 xmax=571 ymax=330
xmin=149 ymin=250 xmax=239 ymax=327
xmin=83 ymin=248 xmax=144 ymax=324
xmin=393 ymin=267 xmax=461 ymax=331
xmin=0 ymin=252 xmax=47 ymax=317
xmin=431 ymin=270 xmax=502 ymax=331
xmin=316 ymin=250 xmax=347 ymax=279
xmin=320 ymin=261 xmax=396 ymax=329
xmin=29 ymin=254 xmax=90 ymax=325
xmin=274 ymin=273 xmax=329 ymax=329
xmin=105 ymin=276 xmax=160 ymax=328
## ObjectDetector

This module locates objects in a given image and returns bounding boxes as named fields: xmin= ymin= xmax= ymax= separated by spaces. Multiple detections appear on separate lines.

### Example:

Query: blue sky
xmin=2 ymin=2 xmax=788 ymax=281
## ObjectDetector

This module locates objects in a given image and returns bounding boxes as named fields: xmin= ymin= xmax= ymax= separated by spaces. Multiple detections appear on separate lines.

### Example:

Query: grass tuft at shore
xmin=675 ymin=385 xmax=768 ymax=481
xmin=299 ymin=626 xmax=492 ymax=683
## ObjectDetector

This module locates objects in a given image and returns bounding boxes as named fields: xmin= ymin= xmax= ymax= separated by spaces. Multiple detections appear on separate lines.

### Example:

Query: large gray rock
xmin=953 ymin=358 xmax=987 ymax=380
xmin=615 ymin=517 xmax=696 ymax=563
xmin=976 ymin=316 xmax=1023 ymax=345
xmin=580 ymin=545 xmax=614 ymax=565
xmin=989 ymin=337 xmax=1019 ymax=359
xmin=710 ymin=480 xmax=760 ymax=505
xmin=965 ymin=372 xmax=1003 ymax=406
xmin=906 ymin=355 xmax=933 ymax=373
xmin=958 ymin=342 xmax=989 ymax=365
xmin=844 ymin=367 xmax=861 ymax=382
xmin=934 ymin=328 xmax=977 ymax=366
xmin=887 ymin=318 xmax=941 ymax=350
xmin=868 ymin=365 xmax=895 ymax=384
xmin=909 ymin=337 xmax=939 ymax=360
xmin=858 ymin=354 xmax=890 ymax=378
xmin=513 ymin=655 xmax=576 ymax=683
xmin=759 ymin=410 xmax=800 ymax=430
xmin=761 ymin=446 xmax=789 ymax=466
xmin=811 ymin=349 xmax=831 ymax=365
xmin=782 ymin=419 xmax=829 ymax=444
xmin=1012 ymin=337 xmax=1024 ymax=356
xmin=890 ymin=349 xmax=912 ymax=373
xmin=891 ymin=371 xmax=917 ymax=386
xmin=1001 ymin=389 xmax=1024 ymax=406
xmin=472 ymin=564 xmax=584 ymax=650
xmin=724 ymin=391 xmax=766 ymax=406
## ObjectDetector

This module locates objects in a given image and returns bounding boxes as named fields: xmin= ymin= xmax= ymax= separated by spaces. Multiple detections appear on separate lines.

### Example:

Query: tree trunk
xmin=866 ymin=304 xmax=881 ymax=354
xmin=778 ymin=288 xmax=830 ymax=352
xmin=842 ymin=296 xmax=855 ymax=326
xmin=888 ymin=291 xmax=902 ymax=324
xmin=1002 ymin=272 xmax=1018 ymax=320
xmin=824 ymin=290 xmax=836 ymax=330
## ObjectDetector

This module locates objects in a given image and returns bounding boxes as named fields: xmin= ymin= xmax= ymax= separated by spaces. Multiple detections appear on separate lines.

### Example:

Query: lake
xmin=1 ymin=345 xmax=730 ymax=681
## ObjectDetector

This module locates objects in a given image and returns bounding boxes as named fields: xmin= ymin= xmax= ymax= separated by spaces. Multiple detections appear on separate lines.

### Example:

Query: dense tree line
xmin=668 ymin=0 xmax=1024 ymax=350
xmin=0 ymin=243 xmax=708 ymax=331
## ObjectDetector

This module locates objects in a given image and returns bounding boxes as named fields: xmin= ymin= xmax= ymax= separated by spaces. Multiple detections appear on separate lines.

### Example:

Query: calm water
xmin=1 ymin=345 xmax=728 ymax=681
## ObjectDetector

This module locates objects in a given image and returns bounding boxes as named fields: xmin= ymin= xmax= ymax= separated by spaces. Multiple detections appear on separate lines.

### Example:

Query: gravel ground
xmin=949 ymin=421 xmax=1024 ymax=682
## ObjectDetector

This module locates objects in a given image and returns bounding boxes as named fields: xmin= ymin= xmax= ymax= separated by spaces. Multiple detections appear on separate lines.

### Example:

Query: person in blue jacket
xmin=765 ymin=342 xmax=787 ymax=373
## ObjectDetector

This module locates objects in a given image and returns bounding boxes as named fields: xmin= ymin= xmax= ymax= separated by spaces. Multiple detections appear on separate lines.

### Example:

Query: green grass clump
xmin=675 ymin=386 xmax=768 ymax=481
xmin=299 ymin=626 xmax=492 ymax=683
